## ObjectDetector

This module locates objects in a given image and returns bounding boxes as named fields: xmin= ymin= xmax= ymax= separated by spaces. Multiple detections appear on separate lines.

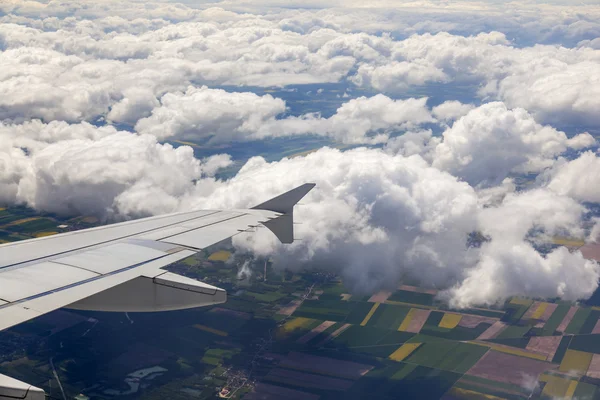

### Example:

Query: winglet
xmin=252 ymin=183 xmax=316 ymax=214
xmin=252 ymin=183 xmax=315 ymax=244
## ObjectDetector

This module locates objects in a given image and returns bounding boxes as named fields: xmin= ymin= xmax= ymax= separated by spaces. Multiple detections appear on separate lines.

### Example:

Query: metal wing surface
xmin=0 ymin=183 xmax=315 ymax=333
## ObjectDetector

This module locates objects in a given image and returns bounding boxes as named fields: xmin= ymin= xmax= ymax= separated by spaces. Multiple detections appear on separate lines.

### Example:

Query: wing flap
xmin=0 ymin=250 xmax=196 ymax=331
xmin=0 ymin=262 xmax=98 ymax=302
xmin=55 ymin=242 xmax=166 ymax=274
xmin=68 ymin=271 xmax=226 ymax=312
xmin=0 ymin=373 xmax=45 ymax=400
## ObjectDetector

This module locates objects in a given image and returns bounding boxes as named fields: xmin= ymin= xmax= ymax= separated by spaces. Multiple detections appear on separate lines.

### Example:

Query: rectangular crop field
xmin=388 ymin=289 xmax=434 ymax=306
xmin=559 ymin=349 xmax=593 ymax=376
xmin=541 ymin=304 xmax=571 ymax=335
xmin=565 ymin=308 xmax=591 ymax=334
xmin=389 ymin=343 xmax=421 ymax=361
xmin=368 ymin=303 xmax=411 ymax=330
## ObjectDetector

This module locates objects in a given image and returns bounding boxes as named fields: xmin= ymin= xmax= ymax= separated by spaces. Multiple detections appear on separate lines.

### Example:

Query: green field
xmin=495 ymin=324 xmax=531 ymax=339
xmin=367 ymin=303 xmax=411 ymax=330
xmin=551 ymin=336 xmax=573 ymax=364
xmin=348 ymin=365 xmax=461 ymax=400
xmin=344 ymin=301 xmax=379 ymax=324
xmin=5 ymin=218 xmax=58 ymax=233
xmin=331 ymin=325 xmax=391 ymax=348
xmin=565 ymin=308 xmax=592 ymax=334
xmin=578 ymin=309 xmax=600 ymax=334
xmin=292 ymin=299 xmax=355 ymax=321
xmin=403 ymin=341 xmax=486 ymax=373
xmin=568 ymin=334 xmax=600 ymax=354
xmin=418 ymin=324 xmax=490 ymax=341
xmin=388 ymin=290 xmax=434 ymax=306
xmin=541 ymin=304 xmax=571 ymax=335
xmin=486 ymin=337 xmax=530 ymax=349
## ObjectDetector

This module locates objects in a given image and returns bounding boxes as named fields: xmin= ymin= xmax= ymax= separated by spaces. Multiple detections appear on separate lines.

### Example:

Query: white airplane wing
xmin=0 ymin=183 xmax=314 ymax=399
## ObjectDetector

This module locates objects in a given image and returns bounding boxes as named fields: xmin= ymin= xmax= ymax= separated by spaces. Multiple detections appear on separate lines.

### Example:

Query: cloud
xmin=134 ymin=86 xmax=286 ymax=141
xmin=136 ymin=89 xmax=434 ymax=144
xmin=254 ymin=95 xmax=434 ymax=144
xmin=445 ymin=189 xmax=599 ymax=307
xmin=543 ymin=151 xmax=600 ymax=203
xmin=1 ymin=0 xmax=600 ymax=309
xmin=1 ymin=116 xmax=598 ymax=307
xmin=384 ymin=129 xmax=439 ymax=158
xmin=202 ymin=148 xmax=599 ymax=307
xmin=0 ymin=120 xmax=229 ymax=217
xmin=431 ymin=102 xmax=596 ymax=186
xmin=1 ymin=5 xmax=599 ymax=132
xmin=432 ymin=100 xmax=475 ymax=123
xmin=351 ymin=31 xmax=600 ymax=127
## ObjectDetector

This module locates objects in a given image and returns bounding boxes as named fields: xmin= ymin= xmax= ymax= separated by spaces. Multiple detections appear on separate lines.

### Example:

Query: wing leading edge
xmin=0 ymin=183 xmax=314 ymax=399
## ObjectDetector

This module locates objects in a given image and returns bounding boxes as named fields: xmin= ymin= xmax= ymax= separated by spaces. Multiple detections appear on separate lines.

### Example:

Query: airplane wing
xmin=0 ymin=183 xmax=314 ymax=399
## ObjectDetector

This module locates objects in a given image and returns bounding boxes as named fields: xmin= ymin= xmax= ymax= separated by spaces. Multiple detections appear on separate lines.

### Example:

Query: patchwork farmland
xmin=269 ymin=281 xmax=600 ymax=399
xmin=5 ymin=205 xmax=600 ymax=400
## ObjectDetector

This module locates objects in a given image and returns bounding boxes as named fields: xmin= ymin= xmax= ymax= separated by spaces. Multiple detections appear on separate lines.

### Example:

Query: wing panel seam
xmin=49 ymin=261 xmax=102 ymax=276
xmin=157 ymin=213 xmax=249 ymax=241
xmin=0 ymin=211 xmax=222 ymax=270
xmin=0 ymin=252 xmax=178 ymax=311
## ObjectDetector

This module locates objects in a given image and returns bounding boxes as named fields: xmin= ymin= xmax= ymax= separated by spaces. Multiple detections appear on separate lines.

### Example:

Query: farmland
xmin=5 ymin=204 xmax=600 ymax=399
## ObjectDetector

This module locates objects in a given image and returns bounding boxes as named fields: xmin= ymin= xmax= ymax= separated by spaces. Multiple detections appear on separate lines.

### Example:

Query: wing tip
xmin=253 ymin=183 xmax=315 ymax=244
xmin=252 ymin=183 xmax=316 ymax=214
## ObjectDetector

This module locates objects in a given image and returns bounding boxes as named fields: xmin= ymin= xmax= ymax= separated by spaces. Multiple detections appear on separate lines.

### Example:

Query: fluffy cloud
xmin=1 ymin=5 xmax=600 ymax=132
xmin=195 ymin=148 xmax=599 ymax=307
xmin=136 ymin=89 xmax=434 ymax=144
xmin=134 ymin=86 xmax=286 ymax=141
xmin=543 ymin=151 xmax=600 ymax=203
xmin=351 ymin=31 xmax=600 ymax=127
xmin=446 ymin=189 xmax=599 ymax=307
xmin=3 ymin=1 xmax=600 ymax=47
xmin=1 ymin=0 xmax=600 ymax=309
xmin=431 ymin=102 xmax=596 ymax=186
xmin=1 ymin=117 xmax=598 ymax=307
xmin=432 ymin=100 xmax=475 ymax=123
xmin=0 ymin=120 xmax=228 ymax=216
xmin=253 ymin=95 xmax=434 ymax=144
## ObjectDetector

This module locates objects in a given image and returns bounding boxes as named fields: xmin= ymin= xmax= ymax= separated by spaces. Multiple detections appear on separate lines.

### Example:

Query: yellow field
xmin=510 ymin=297 xmax=533 ymax=306
xmin=540 ymin=374 xmax=576 ymax=398
xmin=439 ymin=313 xmax=462 ymax=329
xmin=469 ymin=342 xmax=546 ymax=361
xmin=532 ymin=303 xmax=549 ymax=319
xmin=398 ymin=308 xmax=417 ymax=331
xmin=553 ymin=237 xmax=585 ymax=247
xmin=389 ymin=343 xmax=421 ymax=362
xmin=559 ymin=350 xmax=593 ymax=375
xmin=0 ymin=207 xmax=5 ymax=211
xmin=34 ymin=232 xmax=58 ymax=238
xmin=80 ymin=216 xmax=98 ymax=224
xmin=386 ymin=300 xmax=438 ymax=309
xmin=193 ymin=324 xmax=228 ymax=337
xmin=341 ymin=294 xmax=352 ymax=301
xmin=565 ymin=380 xmax=578 ymax=398
xmin=360 ymin=302 xmax=380 ymax=326
xmin=446 ymin=387 xmax=506 ymax=400
xmin=208 ymin=250 xmax=231 ymax=262
xmin=0 ymin=217 xmax=40 ymax=229
xmin=281 ymin=317 xmax=315 ymax=332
